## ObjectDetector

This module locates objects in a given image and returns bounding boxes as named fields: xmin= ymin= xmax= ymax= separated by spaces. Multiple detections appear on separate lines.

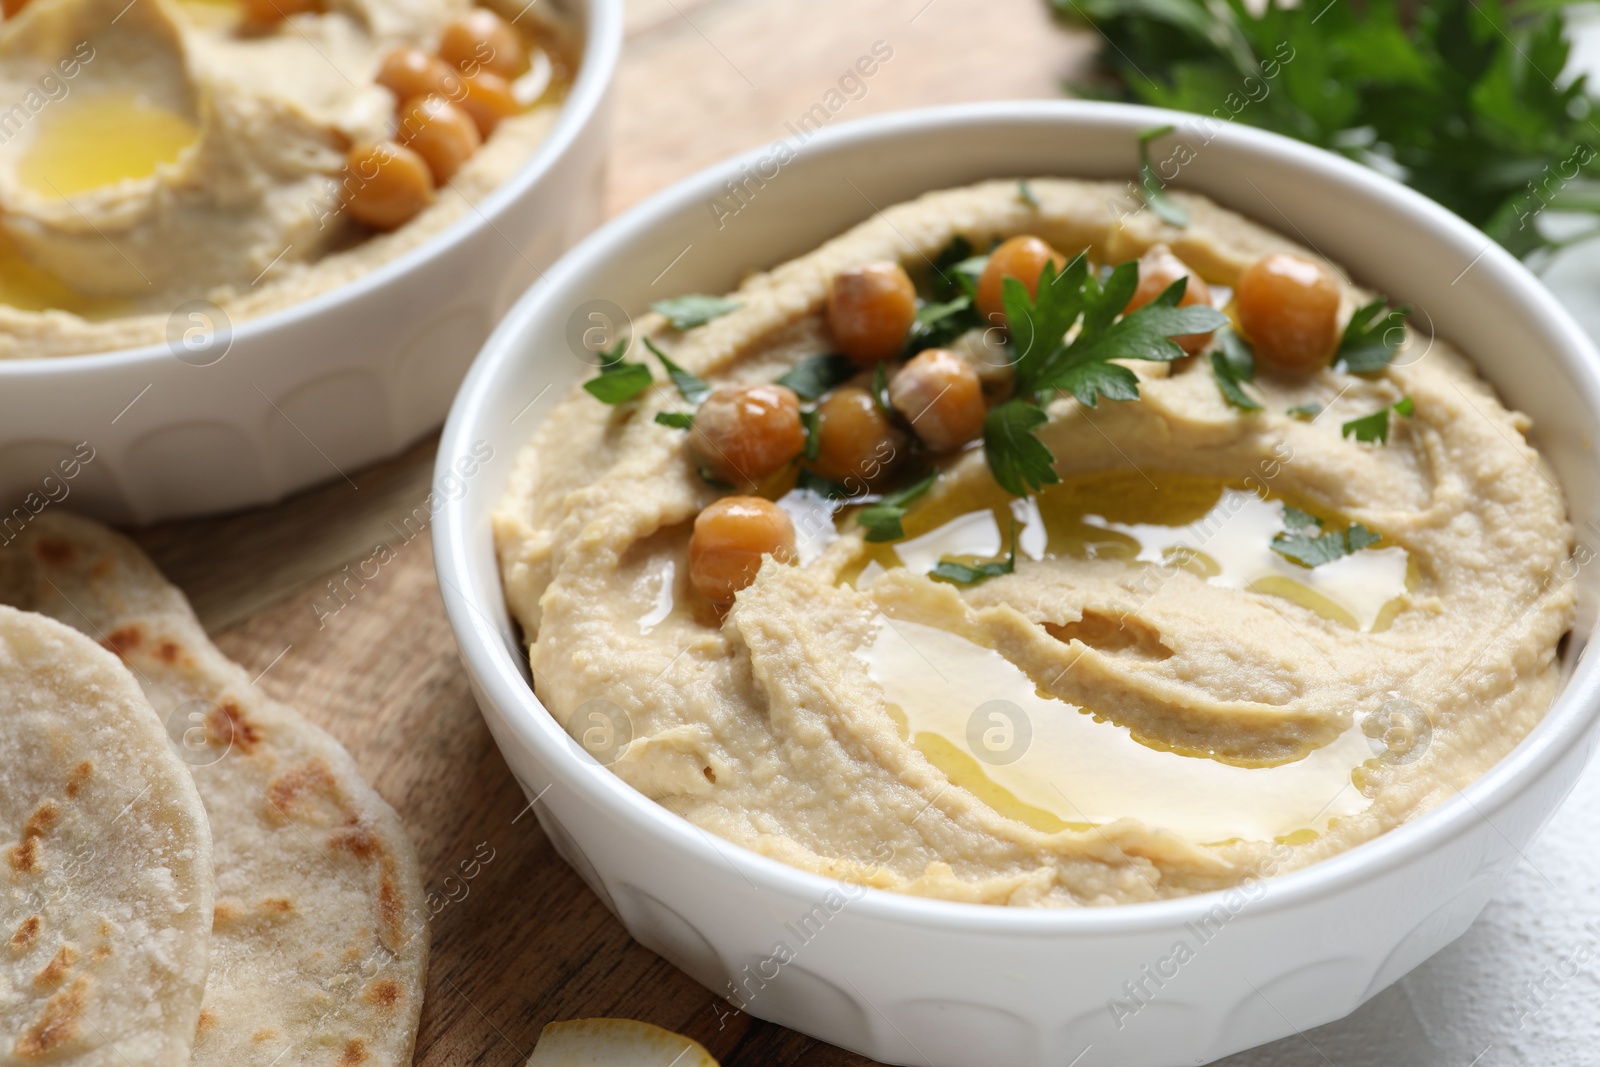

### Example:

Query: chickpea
xmin=827 ymin=262 xmax=917 ymax=365
xmin=438 ymin=9 xmax=526 ymax=79
xmin=976 ymin=235 xmax=1066 ymax=324
xmin=888 ymin=348 xmax=984 ymax=453
xmin=341 ymin=141 xmax=435 ymax=232
xmin=810 ymin=386 xmax=906 ymax=486
xmin=1122 ymin=244 xmax=1215 ymax=356
xmin=689 ymin=496 xmax=796 ymax=605
xmin=1236 ymin=252 xmax=1341 ymax=372
xmin=376 ymin=47 xmax=453 ymax=105
xmin=396 ymin=94 xmax=481 ymax=183
xmin=689 ymin=384 xmax=805 ymax=489
xmin=241 ymin=0 xmax=316 ymax=21
xmin=455 ymin=70 xmax=519 ymax=137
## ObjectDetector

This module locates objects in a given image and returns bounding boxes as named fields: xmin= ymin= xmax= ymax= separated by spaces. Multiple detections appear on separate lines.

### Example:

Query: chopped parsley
xmin=1210 ymin=327 xmax=1261 ymax=412
xmin=651 ymin=294 xmax=740 ymax=330
xmin=1271 ymin=506 xmax=1382 ymax=568
xmin=776 ymin=353 xmax=855 ymax=400
xmin=582 ymin=340 xmax=653 ymax=404
xmin=1337 ymin=299 xmax=1410 ymax=373
xmin=654 ymin=411 xmax=693 ymax=429
xmin=857 ymin=471 xmax=937 ymax=543
xmin=1137 ymin=126 xmax=1189 ymax=228
xmin=1341 ymin=397 xmax=1414 ymax=444
xmin=931 ymin=521 xmax=1018 ymax=585
xmin=871 ymin=362 xmax=892 ymax=414
xmin=800 ymin=407 xmax=820 ymax=461
xmin=1017 ymin=179 xmax=1040 ymax=209
xmin=908 ymin=294 xmax=981 ymax=354
xmin=1287 ymin=403 xmax=1323 ymax=420
xmin=795 ymin=468 xmax=848 ymax=499
xmin=930 ymin=235 xmax=985 ymax=300
xmin=981 ymin=252 xmax=1227 ymax=495
xmin=644 ymin=338 xmax=711 ymax=404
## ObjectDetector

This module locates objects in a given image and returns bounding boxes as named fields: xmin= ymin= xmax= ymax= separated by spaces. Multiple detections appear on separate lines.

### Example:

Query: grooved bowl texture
xmin=0 ymin=0 xmax=621 ymax=525
xmin=435 ymin=103 xmax=1600 ymax=1067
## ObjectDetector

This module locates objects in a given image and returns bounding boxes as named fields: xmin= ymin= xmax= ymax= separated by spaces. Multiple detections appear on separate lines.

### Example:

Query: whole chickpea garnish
xmin=1123 ymin=244 xmax=1216 ymax=356
xmin=975 ymin=235 xmax=1066 ymax=324
xmin=688 ymin=384 xmax=805 ymax=490
xmin=827 ymin=262 xmax=917 ymax=365
xmin=688 ymin=497 xmax=796 ymax=605
xmin=1236 ymin=252 xmax=1342 ymax=372
xmin=888 ymin=349 xmax=985 ymax=453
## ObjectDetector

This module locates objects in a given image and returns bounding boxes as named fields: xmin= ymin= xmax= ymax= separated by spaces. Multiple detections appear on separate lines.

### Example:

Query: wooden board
xmin=129 ymin=3 xmax=1096 ymax=1062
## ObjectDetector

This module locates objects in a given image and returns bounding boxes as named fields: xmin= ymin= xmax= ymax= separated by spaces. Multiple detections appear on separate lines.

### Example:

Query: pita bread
xmin=0 ymin=604 xmax=213 ymax=1066
xmin=0 ymin=515 xmax=429 ymax=1067
xmin=525 ymin=1020 xmax=720 ymax=1066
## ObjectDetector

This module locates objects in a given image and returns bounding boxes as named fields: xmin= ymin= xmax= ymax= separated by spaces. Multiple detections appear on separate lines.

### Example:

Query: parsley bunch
xmin=983 ymin=254 xmax=1228 ymax=495
xmin=1054 ymin=0 xmax=1600 ymax=260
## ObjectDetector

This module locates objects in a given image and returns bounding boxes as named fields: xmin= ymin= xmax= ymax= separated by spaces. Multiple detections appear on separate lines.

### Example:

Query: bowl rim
xmin=0 ymin=0 xmax=624 ymax=378
xmin=437 ymin=98 xmax=1600 ymax=935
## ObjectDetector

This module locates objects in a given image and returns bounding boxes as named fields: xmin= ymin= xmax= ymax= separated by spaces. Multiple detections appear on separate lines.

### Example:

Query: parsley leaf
xmin=909 ymin=295 xmax=981 ymax=353
xmin=1287 ymin=403 xmax=1323 ymax=420
xmin=983 ymin=400 xmax=1060 ymax=496
xmin=651 ymin=295 xmax=740 ymax=330
xmin=1018 ymin=179 xmax=1040 ymax=209
xmin=980 ymin=252 xmax=1226 ymax=494
xmin=582 ymin=340 xmax=653 ymax=404
xmin=871 ymin=362 xmax=892 ymax=413
xmin=777 ymin=354 xmax=855 ymax=400
xmin=931 ymin=521 xmax=1019 ymax=585
xmin=796 ymin=468 xmax=848 ymax=498
xmin=1337 ymin=299 xmax=1409 ymax=373
xmin=1281 ymin=505 xmax=1321 ymax=531
xmin=1272 ymin=520 xmax=1382 ymax=568
xmin=1138 ymin=125 xmax=1190 ymax=227
xmin=1210 ymin=328 xmax=1261 ymax=411
xmin=857 ymin=471 xmax=937 ymax=543
xmin=1341 ymin=397 xmax=1414 ymax=444
xmin=1058 ymin=0 xmax=1596 ymax=261
xmin=931 ymin=236 xmax=978 ymax=299
xmin=644 ymin=338 xmax=711 ymax=404
xmin=655 ymin=411 xmax=693 ymax=429
xmin=800 ymin=407 xmax=820 ymax=461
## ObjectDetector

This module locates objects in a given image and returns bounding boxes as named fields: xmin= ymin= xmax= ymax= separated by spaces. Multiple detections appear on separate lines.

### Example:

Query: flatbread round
xmin=0 ymin=604 xmax=213 ymax=1066
xmin=0 ymin=515 xmax=429 ymax=1067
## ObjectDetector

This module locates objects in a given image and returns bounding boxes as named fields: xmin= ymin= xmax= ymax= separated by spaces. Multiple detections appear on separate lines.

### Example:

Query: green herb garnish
xmin=1210 ymin=327 xmax=1261 ymax=411
xmin=1137 ymin=125 xmax=1189 ymax=228
xmin=800 ymin=407 xmax=820 ymax=461
xmin=1341 ymin=397 xmax=1414 ymax=444
xmin=776 ymin=354 xmax=855 ymax=400
xmin=644 ymin=338 xmax=711 ymax=404
xmin=1272 ymin=513 xmax=1382 ymax=568
xmin=654 ymin=411 xmax=693 ymax=429
xmin=909 ymin=295 xmax=981 ymax=353
xmin=582 ymin=340 xmax=653 ymax=404
xmin=931 ymin=236 xmax=979 ymax=299
xmin=981 ymin=254 xmax=1228 ymax=495
xmin=1018 ymin=179 xmax=1040 ymax=209
xmin=1056 ymin=0 xmax=1599 ymax=261
xmin=931 ymin=521 xmax=1018 ymax=585
xmin=871 ymin=362 xmax=892 ymax=414
xmin=857 ymin=471 xmax=937 ymax=543
xmin=1287 ymin=403 xmax=1323 ymax=420
xmin=651 ymin=295 xmax=741 ymax=330
xmin=1337 ymin=299 xmax=1410 ymax=374
xmin=796 ymin=468 xmax=848 ymax=499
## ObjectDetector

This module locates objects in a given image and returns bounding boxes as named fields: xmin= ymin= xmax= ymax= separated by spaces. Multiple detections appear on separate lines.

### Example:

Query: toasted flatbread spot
xmin=265 ymin=760 xmax=341 ymax=820
xmin=339 ymin=1037 xmax=368 ymax=1065
xmin=100 ymin=625 xmax=142 ymax=657
xmin=362 ymin=979 xmax=401 ymax=1009
xmin=90 ymin=559 xmax=113 ymax=580
xmin=13 ymin=974 xmax=88 ymax=1059
xmin=157 ymin=640 xmax=180 ymax=664
xmin=8 ymin=800 xmax=59 ymax=874
xmin=9 ymin=915 xmax=41 ymax=952
xmin=251 ymin=1029 xmax=276 ymax=1043
xmin=259 ymin=897 xmax=293 ymax=914
xmin=196 ymin=1010 xmax=216 ymax=1035
xmin=208 ymin=701 xmax=260 ymax=754
xmin=65 ymin=762 xmax=91 ymax=798
xmin=32 ymin=943 xmax=76 ymax=990
xmin=214 ymin=901 xmax=239 ymax=928
xmin=33 ymin=538 xmax=73 ymax=566
xmin=328 ymin=824 xmax=379 ymax=860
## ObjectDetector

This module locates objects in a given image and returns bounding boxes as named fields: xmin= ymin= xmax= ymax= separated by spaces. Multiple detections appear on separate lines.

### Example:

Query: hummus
xmin=0 ymin=0 xmax=573 ymax=358
xmin=494 ymin=179 xmax=1576 ymax=906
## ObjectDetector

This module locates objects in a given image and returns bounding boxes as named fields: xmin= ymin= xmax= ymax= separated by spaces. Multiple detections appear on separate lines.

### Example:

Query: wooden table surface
xmin=131 ymin=4 xmax=1094 ymax=1063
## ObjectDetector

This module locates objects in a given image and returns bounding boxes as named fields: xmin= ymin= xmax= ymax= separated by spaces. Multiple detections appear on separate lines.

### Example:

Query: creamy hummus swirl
xmin=495 ymin=179 xmax=1574 ymax=906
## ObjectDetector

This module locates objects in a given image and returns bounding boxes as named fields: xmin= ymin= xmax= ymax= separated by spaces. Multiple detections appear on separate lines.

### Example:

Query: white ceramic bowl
xmin=433 ymin=102 xmax=1600 ymax=1067
xmin=0 ymin=0 xmax=620 ymax=525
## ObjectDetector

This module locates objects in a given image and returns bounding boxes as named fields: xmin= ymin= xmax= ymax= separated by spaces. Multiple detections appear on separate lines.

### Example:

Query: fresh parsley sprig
xmin=857 ymin=471 xmax=938 ymax=543
xmin=644 ymin=338 xmax=711 ymax=404
xmin=1137 ymin=125 xmax=1190 ymax=227
xmin=1337 ymin=299 xmax=1410 ymax=373
xmin=1271 ymin=506 xmax=1382 ymax=568
xmin=651 ymin=295 xmax=741 ymax=330
xmin=583 ymin=340 xmax=653 ymax=404
xmin=981 ymin=255 xmax=1228 ymax=495
xmin=776 ymin=353 xmax=855 ymax=400
xmin=1210 ymin=327 xmax=1261 ymax=411
xmin=1341 ymin=396 xmax=1414 ymax=444
xmin=931 ymin=521 xmax=1019 ymax=585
